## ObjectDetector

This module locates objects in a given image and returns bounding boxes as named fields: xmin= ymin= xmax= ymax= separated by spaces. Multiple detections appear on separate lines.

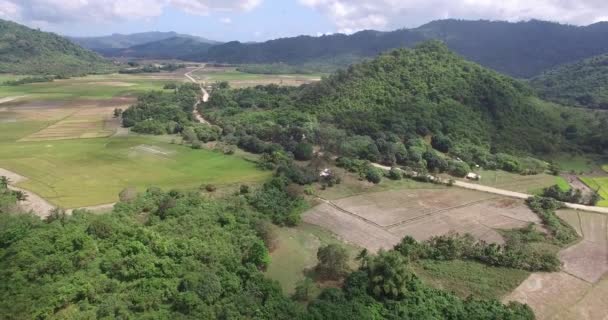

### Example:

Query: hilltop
xmin=0 ymin=19 xmax=114 ymax=75
xmin=531 ymin=53 xmax=608 ymax=109
xmin=70 ymin=31 xmax=218 ymax=50
xmin=196 ymin=20 xmax=608 ymax=78
xmin=104 ymin=36 xmax=216 ymax=59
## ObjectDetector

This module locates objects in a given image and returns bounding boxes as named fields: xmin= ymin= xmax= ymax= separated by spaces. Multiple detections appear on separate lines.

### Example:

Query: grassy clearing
xmin=265 ymin=223 xmax=360 ymax=294
xmin=412 ymin=260 xmax=530 ymax=299
xmin=580 ymin=177 xmax=608 ymax=207
xmin=0 ymin=131 xmax=269 ymax=208
xmin=551 ymin=154 xmax=605 ymax=174
xmin=463 ymin=169 xmax=560 ymax=194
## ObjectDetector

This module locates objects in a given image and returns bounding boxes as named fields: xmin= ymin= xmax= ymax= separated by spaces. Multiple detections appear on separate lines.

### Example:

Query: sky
xmin=1 ymin=0 xmax=608 ymax=41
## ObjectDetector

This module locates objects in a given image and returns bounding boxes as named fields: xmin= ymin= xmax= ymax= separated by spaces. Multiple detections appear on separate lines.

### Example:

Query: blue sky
xmin=1 ymin=0 xmax=607 ymax=42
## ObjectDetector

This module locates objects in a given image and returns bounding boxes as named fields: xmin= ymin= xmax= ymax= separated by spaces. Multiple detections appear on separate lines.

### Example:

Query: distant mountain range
xmin=0 ymin=19 xmax=114 ymax=75
xmin=69 ymin=31 xmax=219 ymax=51
xmin=75 ymin=19 xmax=608 ymax=78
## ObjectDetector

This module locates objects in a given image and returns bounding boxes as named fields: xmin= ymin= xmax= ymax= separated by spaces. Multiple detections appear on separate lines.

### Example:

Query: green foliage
xmin=526 ymin=196 xmax=579 ymax=245
xmin=532 ymin=53 xmax=608 ymax=109
xmin=0 ymin=189 xmax=302 ymax=319
xmin=0 ymin=19 xmax=115 ymax=75
xmin=119 ymin=63 xmax=186 ymax=74
xmin=122 ymin=84 xmax=199 ymax=134
xmin=2 ymin=75 xmax=56 ymax=86
xmin=247 ymin=177 xmax=306 ymax=226
xmin=315 ymin=244 xmax=350 ymax=280
xmin=294 ymin=142 xmax=314 ymax=161
xmin=394 ymin=233 xmax=561 ymax=272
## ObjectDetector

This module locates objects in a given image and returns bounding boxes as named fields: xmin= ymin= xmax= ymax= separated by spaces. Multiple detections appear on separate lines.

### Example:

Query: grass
xmin=463 ymin=169 xmax=561 ymax=194
xmin=412 ymin=260 xmax=530 ymax=299
xmin=0 ymin=130 xmax=269 ymax=208
xmin=556 ymin=176 xmax=571 ymax=191
xmin=580 ymin=177 xmax=608 ymax=207
xmin=0 ymin=74 xmax=174 ymax=100
xmin=550 ymin=154 xmax=606 ymax=174
xmin=265 ymin=223 xmax=360 ymax=294
xmin=317 ymin=168 xmax=445 ymax=200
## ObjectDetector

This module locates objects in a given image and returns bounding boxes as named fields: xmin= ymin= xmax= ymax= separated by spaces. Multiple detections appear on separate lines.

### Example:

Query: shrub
xmin=293 ymin=142 xmax=314 ymax=161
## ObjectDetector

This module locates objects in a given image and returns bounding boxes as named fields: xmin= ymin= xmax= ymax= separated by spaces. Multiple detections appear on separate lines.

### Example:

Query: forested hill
xmin=104 ymin=37 xmax=216 ymax=59
xmin=0 ymin=19 xmax=115 ymax=75
xmin=70 ymin=31 xmax=218 ymax=50
xmin=196 ymin=19 xmax=608 ymax=78
xmin=531 ymin=53 xmax=608 ymax=109
xmin=296 ymin=41 xmax=564 ymax=154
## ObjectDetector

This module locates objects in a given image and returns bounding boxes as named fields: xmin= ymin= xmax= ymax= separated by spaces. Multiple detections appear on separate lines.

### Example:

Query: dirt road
xmin=371 ymin=163 xmax=608 ymax=214
xmin=185 ymin=66 xmax=211 ymax=124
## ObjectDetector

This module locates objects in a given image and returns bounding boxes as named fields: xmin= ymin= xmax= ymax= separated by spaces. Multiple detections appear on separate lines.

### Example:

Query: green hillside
xmin=196 ymin=20 xmax=608 ymax=78
xmin=205 ymin=42 xmax=608 ymax=165
xmin=115 ymin=36 xmax=214 ymax=59
xmin=0 ymin=19 xmax=115 ymax=75
xmin=531 ymin=53 xmax=608 ymax=109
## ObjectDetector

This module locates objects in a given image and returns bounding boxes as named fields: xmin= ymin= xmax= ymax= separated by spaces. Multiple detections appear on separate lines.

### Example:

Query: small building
xmin=320 ymin=168 xmax=332 ymax=178
xmin=466 ymin=172 xmax=481 ymax=181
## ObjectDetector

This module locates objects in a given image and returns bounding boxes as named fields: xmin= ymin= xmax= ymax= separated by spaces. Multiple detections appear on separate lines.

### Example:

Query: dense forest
xmin=531 ymin=53 xmax=608 ymax=109
xmin=203 ymin=42 xmax=608 ymax=169
xmin=70 ymin=31 xmax=217 ymax=51
xmin=0 ymin=19 xmax=115 ymax=75
xmin=183 ymin=20 xmax=608 ymax=78
xmin=1 ymin=176 xmax=537 ymax=319
xmin=113 ymin=37 xmax=215 ymax=60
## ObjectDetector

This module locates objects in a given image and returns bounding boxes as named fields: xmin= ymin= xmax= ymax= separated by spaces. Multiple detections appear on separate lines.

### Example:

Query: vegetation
xmin=193 ymin=19 xmax=608 ymax=78
xmin=0 ymin=19 xmax=115 ymax=75
xmin=525 ymin=197 xmax=579 ymax=245
xmin=112 ymin=37 xmax=215 ymax=59
xmin=2 ymin=75 xmax=56 ymax=86
xmin=119 ymin=63 xmax=186 ymax=74
xmin=531 ymin=53 xmax=608 ymax=109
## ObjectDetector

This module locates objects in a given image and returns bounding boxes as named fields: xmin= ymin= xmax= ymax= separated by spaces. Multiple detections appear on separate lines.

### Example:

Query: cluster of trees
xmin=121 ymin=83 xmax=199 ymax=135
xmin=525 ymin=197 xmax=580 ymax=246
xmin=394 ymin=232 xmax=560 ymax=272
xmin=119 ymin=62 xmax=185 ymax=74
xmin=2 ymin=75 xmax=58 ymax=86
xmin=542 ymin=184 xmax=600 ymax=206
xmin=0 ymin=176 xmax=25 ymax=214
xmin=0 ymin=184 xmax=536 ymax=319
xmin=237 ymin=63 xmax=334 ymax=75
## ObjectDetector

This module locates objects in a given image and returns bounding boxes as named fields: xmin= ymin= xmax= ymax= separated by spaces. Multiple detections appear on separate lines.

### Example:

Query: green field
xmin=0 ymin=134 xmax=269 ymax=208
xmin=0 ymin=74 xmax=176 ymax=100
xmin=551 ymin=154 xmax=606 ymax=174
xmin=580 ymin=176 xmax=608 ymax=207
xmin=0 ymin=72 xmax=270 ymax=208
xmin=555 ymin=176 xmax=571 ymax=191
xmin=412 ymin=260 xmax=530 ymax=299
xmin=265 ymin=224 xmax=360 ymax=294
xmin=459 ymin=169 xmax=560 ymax=194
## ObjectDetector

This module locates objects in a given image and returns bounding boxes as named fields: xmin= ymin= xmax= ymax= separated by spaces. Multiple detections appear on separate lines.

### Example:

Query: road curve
xmin=371 ymin=163 xmax=608 ymax=214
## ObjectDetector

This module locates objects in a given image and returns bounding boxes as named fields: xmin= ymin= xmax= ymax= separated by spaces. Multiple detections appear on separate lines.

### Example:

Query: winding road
xmin=185 ymin=65 xmax=211 ymax=124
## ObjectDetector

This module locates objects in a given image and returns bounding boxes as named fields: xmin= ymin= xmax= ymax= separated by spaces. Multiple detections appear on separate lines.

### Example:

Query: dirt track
xmin=185 ymin=65 xmax=211 ymax=124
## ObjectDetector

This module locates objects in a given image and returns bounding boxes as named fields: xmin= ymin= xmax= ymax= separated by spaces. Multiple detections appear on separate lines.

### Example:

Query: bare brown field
xmin=303 ymin=188 xmax=541 ymax=252
xmin=506 ymin=210 xmax=608 ymax=319
xmin=505 ymin=272 xmax=592 ymax=320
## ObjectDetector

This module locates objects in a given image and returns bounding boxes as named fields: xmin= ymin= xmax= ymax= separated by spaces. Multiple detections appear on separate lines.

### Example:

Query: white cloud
xmin=300 ymin=0 xmax=608 ymax=33
xmin=1 ymin=0 xmax=262 ymax=24
xmin=220 ymin=17 xmax=233 ymax=24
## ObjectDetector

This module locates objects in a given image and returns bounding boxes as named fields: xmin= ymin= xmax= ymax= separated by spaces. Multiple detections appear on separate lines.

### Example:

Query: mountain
xmin=295 ymin=41 xmax=565 ymax=154
xmin=531 ymin=53 xmax=608 ymax=109
xmin=208 ymin=42 xmax=608 ymax=161
xmin=70 ymin=31 xmax=218 ymax=51
xmin=104 ymin=36 xmax=215 ymax=59
xmin=196 ymin=19 xmax=608 ymax=78
xmin=0 ymin=19 xmax=114 ymax=75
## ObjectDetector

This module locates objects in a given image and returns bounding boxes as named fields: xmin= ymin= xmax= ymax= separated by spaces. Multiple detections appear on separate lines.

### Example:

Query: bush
xmin=431 ymin=135 xmax=453 ymax=153
xmin=448 ymin=160 xmax=471 ymax=178
xmin=365 ymin=167 xmax=382 ymax=184
xmin=203 ymin=184 xmax=217 ymax=192
xmin=293 ymin=142 xmax=314 ymax=161
xmin=316 ymin=244 xmax=350 ymax=280
xmin=388 ymin=167 xmax=402 ymax=180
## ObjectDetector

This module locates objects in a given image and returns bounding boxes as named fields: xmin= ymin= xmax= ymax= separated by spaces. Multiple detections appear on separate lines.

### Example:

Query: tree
xmin=0 ymin=176 xmax=9 ymax=188
xmin=388 ymin=167 xmax=402 ymax=180
xmin=316 ymin=244 xmax=350 ymax=280
xmin=364 ymin=251 xmax=419 ymax=300
xmin=293 ymin=278 xmax=317 ymax=302
xmin=365 ymin=167 xmax=382 ymax=184
xmin=294 ymin=142 xmax=314 ymax=161
xmin=431 ymin=135 xmax=453 ymax=153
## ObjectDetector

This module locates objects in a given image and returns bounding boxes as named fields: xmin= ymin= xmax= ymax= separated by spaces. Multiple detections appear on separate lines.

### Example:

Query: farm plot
xmin=506 ymin=210 xmax=608 ymax=319
xmin=581 ymin=176 xmax=608 ymax=207
xmin=456 ymin=170 xmax=560 ymax=194
xmin=191 ymin=67 xmax=322 ymax=88
xmin=304 ymin=188 xmax=541 ymax=252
